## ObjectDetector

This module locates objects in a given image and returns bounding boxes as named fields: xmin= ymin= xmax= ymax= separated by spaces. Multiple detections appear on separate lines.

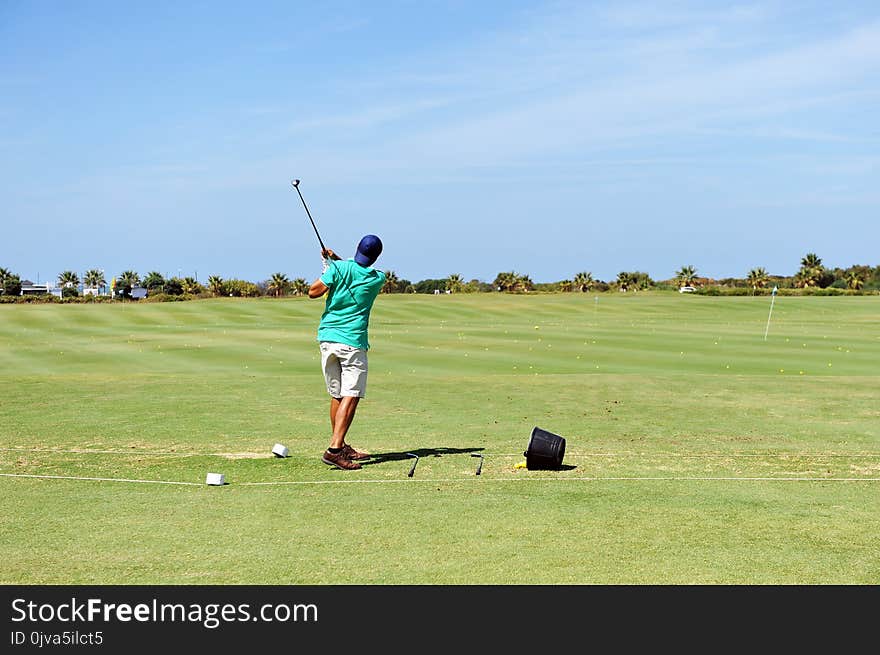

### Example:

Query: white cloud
xmin=597 ymin=1 xmax=770 ymax=30
xmin=39 ymin=4 xmax=880 ymax=200
xmin=245 ymin=5 xmax=880 ymax=183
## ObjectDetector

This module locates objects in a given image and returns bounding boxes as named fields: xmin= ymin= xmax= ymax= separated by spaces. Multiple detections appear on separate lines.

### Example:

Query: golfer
xmin=308 ymin=234 xmax=386 ymax=470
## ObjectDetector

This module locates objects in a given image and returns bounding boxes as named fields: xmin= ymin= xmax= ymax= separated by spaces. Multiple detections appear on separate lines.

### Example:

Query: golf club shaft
xmin=292 ymin=182 xmax=327 ymax=253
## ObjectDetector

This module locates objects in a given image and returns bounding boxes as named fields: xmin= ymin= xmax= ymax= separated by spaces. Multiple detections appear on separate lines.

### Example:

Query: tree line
xmin=1 ymin=253 xmax=878 ymax=302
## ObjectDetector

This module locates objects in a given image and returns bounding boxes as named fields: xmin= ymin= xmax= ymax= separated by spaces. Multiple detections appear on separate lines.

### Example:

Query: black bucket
xmin=524 ymin=426 xmax=566 ymax=470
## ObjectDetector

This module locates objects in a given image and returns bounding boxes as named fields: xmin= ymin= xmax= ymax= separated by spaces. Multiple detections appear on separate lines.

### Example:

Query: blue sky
xmin=2 ymin=1 xmax=878 ymax=285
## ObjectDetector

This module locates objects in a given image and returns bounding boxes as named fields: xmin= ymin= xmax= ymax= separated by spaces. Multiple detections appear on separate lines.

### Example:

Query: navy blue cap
xmin=354 ymin=234 xmax=383 ymax=266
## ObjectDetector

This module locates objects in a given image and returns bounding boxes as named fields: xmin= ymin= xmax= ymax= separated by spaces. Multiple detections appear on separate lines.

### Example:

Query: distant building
xmin=20 ymin=280 xmax=62 ymax=297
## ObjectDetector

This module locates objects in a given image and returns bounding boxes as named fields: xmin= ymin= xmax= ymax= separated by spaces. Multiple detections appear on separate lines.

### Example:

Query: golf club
xmin=406 ymin=453 xmax=420 ymax=477
xmin=290 ymin=179 xmax=357 ymax=301
xmin=471 ymin=453 xmax=484 ymax=475
xmin=291 ymin=179 xmax=327 ymax=253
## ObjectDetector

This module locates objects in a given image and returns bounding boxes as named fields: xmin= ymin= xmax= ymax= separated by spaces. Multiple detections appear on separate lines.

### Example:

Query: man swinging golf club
xmin=309 ymin=234 xmax=386 ymax=470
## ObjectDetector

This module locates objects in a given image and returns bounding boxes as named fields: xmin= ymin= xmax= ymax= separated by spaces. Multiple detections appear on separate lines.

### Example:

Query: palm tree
xmin=0 ymin=266 xmax=16 ymax=294
xmin=573 ymin=271 xmax=594 ymax=293
xmin=795 ymin=266 xmax=822 ymax=288
xmin=0 ymin=267 xmax=13 ymax=294
xmin=446 ymin=274 xmax=464 ymax=293
xmin=163 ymin=278 xmax=183 ymax=295
xmin=747 ymin=267 xmax=769 ymax=291
xmin=616 ymin=272 xmax=632 ymax=292
xmin=845 ymin=272 xmax=864 ymax=290
xmin=57 ymin=270 xmax=79 ymax=289
xmin=635 ymin=272 xmax=655 ymax=290
xmin=507 ymin=273 xmax=532 ymax=293
xmin=207 ymin=275 xmax=224 ymax=297
xmin=1 ymin=273 xmax=21 ymax=296
xmin=675 ymin=265 xmax=697 ymax=288
xmin=267 ymin=273 xmax=290 ymax=297
xmin=494 ymin=272 xmax=517 ymax=292
xmin=558 ymin=279 xmax=573 ymax=292
xmin=796 ymin=253 xmax=825 ymax=288
xmin=111 ymin=270 xmax=139 ymax=298
xmin=83 ymin=269 xmax=106 ymax=291
xmin=142 ymin=271 xmax=165 ymax=292
xmin=382 ymin=270 xmax=400 ymax=293
xmin=118 ymin=270 xmax=140 ymax=287
xmin=800 ymin=253 xmax=822 ymax=269
xmin=290 ymin=277 xmax=309 ymax=296
xmin=182 ymin=277 xmax=203 ymax=295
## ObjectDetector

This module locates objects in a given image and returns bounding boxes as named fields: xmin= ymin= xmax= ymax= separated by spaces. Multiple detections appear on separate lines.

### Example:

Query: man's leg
xmin=329 ymin=396 xmax=340 ymax=435
xmin=328 ymin=396 xmax=360 ymax=449
xmin=320 ymin=344 xmax=363 ymax=469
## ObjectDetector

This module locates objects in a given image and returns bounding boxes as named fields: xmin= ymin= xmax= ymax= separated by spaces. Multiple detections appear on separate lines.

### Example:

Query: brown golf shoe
xmin=342 ymin=444 xmax=370 ymax=460
xmin=321 ymin=449 xmax=362 ymax=470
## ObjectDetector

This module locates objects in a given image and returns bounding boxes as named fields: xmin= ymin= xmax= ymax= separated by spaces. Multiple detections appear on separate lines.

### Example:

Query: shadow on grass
xmin=360 ymin=446 xmax=483 ymax=467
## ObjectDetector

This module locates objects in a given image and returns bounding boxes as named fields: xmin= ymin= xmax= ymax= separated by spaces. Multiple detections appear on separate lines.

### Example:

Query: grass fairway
xmin=1 ymin=293 xmax=878 ymax=584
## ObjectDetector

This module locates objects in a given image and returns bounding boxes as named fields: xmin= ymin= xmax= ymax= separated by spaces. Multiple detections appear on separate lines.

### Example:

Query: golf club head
xmin=471 ymin=453 xmax=484 ymax=475
xmin=291 ymin=179 xmax=300 ymax=187
xmin=406 ymin=453 xmax=419 ymax=478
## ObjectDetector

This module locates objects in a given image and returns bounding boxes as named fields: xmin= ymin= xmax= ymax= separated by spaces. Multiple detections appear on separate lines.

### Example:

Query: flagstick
xmin=763 ymin=286 xmax=778 ymax=341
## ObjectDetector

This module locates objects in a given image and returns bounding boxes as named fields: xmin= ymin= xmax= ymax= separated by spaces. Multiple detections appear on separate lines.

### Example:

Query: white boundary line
xmin=492 ymin=452 xmax=880 ymax=458
xmin=3 ymin=472 xmax=878 ymax=487
xmin=2 ymin=448 xmax=879 ymax=459
xmin=0 ymin=448 xmax=240 ymax=457
xmin=0 ymin=473 xmax=200 ymax=486
xmin=238 ymin=476 xmax=880 ymax=486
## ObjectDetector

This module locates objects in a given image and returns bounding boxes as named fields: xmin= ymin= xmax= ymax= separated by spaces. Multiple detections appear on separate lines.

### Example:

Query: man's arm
xmin=308 ymin=279 xmax=328 ymax=298
xmin=309 ymin=248 xmax=340 ymax=298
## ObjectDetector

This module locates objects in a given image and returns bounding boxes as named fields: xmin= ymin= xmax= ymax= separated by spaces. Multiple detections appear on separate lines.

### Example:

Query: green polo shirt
xmin=317 ymin=259 xmax=386 ymax=350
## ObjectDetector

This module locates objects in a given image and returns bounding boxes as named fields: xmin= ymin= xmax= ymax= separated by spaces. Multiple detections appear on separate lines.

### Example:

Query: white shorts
xmin=320 ymin=341 xmax=368 ymax=398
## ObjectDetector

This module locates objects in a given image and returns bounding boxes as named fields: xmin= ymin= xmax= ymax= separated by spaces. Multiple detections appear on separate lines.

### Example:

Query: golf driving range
xmin=1 ymin=293 xmax=878 ymax=583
